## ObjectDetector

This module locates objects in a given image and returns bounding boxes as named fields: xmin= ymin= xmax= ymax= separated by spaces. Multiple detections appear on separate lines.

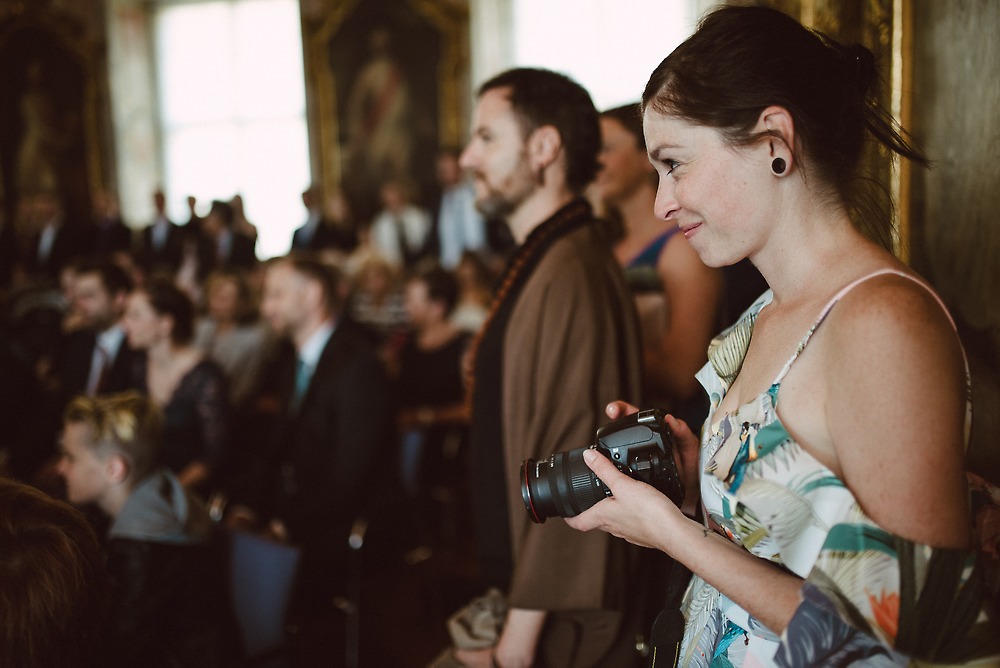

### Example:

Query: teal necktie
xmin=292 ymin=357 xmax=310 ymax=411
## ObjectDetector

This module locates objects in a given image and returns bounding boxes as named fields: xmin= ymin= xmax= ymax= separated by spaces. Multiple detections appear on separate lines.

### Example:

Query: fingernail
xmin=583 ymin=449 xmax=597 ymax=463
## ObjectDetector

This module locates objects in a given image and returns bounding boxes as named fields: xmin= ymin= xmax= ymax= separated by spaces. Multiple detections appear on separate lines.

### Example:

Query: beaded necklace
xmin=464 ymin=198 xmax=592 ymax=411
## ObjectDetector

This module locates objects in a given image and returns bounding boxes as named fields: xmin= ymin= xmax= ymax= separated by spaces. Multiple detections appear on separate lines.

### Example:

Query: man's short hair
xmin=63 ymin=391 xmax=164 ymax=484
xmin=0 ymin=477 xmax=109 ymax=667
xmin=75 ymin=257 xmax=134 ymax=296
xmin=278 ymin=253 xmax=347 ymax=316
xmin=477 ymin=67 xmax=601 ymax=194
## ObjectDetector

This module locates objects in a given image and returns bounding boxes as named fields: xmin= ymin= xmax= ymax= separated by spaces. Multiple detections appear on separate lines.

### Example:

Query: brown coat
xmin=500 ymin=221 xmax=643 ymax=663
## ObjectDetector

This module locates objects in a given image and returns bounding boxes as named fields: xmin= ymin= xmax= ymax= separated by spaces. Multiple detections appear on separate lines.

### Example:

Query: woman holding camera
xmin=567 ymin=6 xmax=997 ymax=666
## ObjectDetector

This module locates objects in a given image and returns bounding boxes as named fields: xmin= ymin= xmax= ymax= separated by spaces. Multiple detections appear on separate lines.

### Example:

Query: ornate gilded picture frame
xmin=302 ymin=0 xmax=470 ymax=222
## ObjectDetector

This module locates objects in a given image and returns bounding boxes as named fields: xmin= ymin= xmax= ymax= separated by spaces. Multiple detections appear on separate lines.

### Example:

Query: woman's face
xmin=596 ymin=117 xmax=654 ymax=204
xmin=123 ymin=291 xmax=167 ymax=350
xmin=208 ymin=278 xmax=240 ymax=323
xmin=642 ymin=109 xmax=768 ymax=267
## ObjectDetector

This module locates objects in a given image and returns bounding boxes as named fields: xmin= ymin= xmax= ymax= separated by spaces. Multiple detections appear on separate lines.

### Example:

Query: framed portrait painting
xmin=303 ymin=0 xmax=470 ymax=222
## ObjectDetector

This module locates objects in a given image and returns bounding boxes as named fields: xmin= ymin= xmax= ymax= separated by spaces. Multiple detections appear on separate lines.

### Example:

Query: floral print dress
xmin=679 ymin=270 xmax=998 ymax=667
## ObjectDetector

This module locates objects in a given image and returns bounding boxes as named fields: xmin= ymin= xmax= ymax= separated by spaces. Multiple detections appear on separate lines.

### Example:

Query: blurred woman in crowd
xmin=597 ymin=102 xmax=721 ymax=426
xmin=194 ymin=267 xmax=273 ymax=410
xmin=124 ymin=277 xmax=229 ymax=494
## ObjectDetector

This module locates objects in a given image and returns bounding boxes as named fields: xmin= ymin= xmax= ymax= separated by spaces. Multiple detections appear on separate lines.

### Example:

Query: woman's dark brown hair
xmin=140 ymin=277 xmax=195 ymax=345
xmin=642 ymin=5 xmax=928 ymax=249
xmin=0 ymin=478 xmax=109 ymax=667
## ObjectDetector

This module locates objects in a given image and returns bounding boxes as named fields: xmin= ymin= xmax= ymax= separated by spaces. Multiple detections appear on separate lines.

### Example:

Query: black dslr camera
xmin=520 ymin=409 xmax=684 ymax=524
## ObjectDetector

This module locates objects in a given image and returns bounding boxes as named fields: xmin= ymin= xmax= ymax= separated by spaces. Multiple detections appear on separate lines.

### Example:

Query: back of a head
xmin=642 ymin=5 xmax=927 ymax=248
xmin=0 ymin=478 xmax=109 ymax=667
xmin=478 ymin=67 xmax=601 ymax=194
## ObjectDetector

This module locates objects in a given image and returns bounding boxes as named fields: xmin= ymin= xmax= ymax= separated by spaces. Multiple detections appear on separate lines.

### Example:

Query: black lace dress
xmin=131 ymin=360 xmax=230 ymax=477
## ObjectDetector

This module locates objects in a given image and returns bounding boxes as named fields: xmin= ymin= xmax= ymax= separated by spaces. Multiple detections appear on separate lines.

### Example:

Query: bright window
xmin=512 ymin=0 xmax=691 ymax=112
xmin=155 ymin=0 xmax=309 ymax=259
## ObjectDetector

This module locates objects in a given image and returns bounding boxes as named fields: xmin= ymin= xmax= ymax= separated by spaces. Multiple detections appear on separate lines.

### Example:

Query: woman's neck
xmin=753 ymin=199 xmax=886 ymax=308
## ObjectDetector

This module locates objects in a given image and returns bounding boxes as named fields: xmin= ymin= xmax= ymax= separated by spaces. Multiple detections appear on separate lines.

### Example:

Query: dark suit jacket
xmin=138 ymin=221 xmax=185 ymax=273
xmin=92 ymin=218 xmax=134 ymax=257
xmin=240 ymin=320 xmax=389 ymax=606
xmin=291 ymin=219 xmax=355 ymax=253
xmin=195 ymin=231 xmax=257 ymax=281
xmin=58 ymin=328 xmax=145 ymax=408
xmin=27 ymin=223 xmax=87 ymax=279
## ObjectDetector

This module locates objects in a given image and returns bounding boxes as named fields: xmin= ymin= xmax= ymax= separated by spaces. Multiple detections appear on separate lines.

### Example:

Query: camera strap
xmin=648 ymin=558 xmax=692 ymax=668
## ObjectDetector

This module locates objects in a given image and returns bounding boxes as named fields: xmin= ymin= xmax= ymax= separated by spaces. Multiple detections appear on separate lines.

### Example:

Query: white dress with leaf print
xmin=678 ymin=270 xmax=997 ymax=668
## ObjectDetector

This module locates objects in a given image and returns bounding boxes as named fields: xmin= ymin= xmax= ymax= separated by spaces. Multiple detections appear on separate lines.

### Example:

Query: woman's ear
xmin=757 ymin=105 xmax=796 ymax=175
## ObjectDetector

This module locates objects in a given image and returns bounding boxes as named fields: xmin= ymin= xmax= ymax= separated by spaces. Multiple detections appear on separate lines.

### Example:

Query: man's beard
xmin=472 ymin=158 xmax=536 ymax=221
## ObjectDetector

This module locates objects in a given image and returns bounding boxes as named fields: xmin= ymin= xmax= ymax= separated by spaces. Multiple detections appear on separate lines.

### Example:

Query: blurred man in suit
xmin=197 ymin=200 xmax=257 ymax=280
xmin=137 ymin=189 xmax=184 ymax=275
xmin=229 ymin=256 xmax=389 ymax=649
xmin=57 ymin=258 xmax=143 ymax=406
xmin=26 ymin=191 xmax=84 ymax=281
xmin=291 ymin=185 xmax=355 ymax=253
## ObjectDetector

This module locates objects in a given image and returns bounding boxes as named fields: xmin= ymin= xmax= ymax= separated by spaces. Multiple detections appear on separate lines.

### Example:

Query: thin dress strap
xmin=772 ymin=268 xmax=959 ymax=385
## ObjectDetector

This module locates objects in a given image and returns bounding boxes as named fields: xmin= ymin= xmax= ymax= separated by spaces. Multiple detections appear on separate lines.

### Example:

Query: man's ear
xmin=106 ymin=454 xmax=130 ymax=485
xmin=527 ymin=125 xmax=563 ymax=174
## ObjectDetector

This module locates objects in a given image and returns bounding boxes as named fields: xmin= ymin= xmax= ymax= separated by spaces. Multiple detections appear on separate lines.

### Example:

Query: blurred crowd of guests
xmin=0 ymin=148 xmax=514 ymax=664
xmin=0 ymin=115 xmax=764 ymax=663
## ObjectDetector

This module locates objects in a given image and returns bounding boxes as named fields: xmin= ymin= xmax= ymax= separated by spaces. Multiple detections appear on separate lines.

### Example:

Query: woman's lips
xmin=681 ymin=222 xmax=701 ymax=239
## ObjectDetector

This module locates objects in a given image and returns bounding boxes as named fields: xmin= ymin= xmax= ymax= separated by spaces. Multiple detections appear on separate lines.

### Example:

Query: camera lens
xmin=520 ymin=447 xmax=610 ymax=524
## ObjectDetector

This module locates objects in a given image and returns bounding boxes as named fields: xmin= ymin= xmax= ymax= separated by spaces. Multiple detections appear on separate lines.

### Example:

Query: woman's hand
xmin=604 ymin=401 xmax=702 ymax=516
xmin=565 ymin=447 xmax=683 ymax=552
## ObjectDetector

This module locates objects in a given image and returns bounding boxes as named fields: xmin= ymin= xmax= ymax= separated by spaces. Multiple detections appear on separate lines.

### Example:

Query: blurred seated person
xmin=450 ymin=249 xmax=495 ymax=334
xmin=597 ymin=102 xmax=722 ymax=428
xmin=197 ymin=200 xmax=258 ymax=281
xmin=137 ymin=188 xmax=184 ymax=276
xmin=292 ymin=184 xmax=356 ymax=253
xmin=57 ymin=391 xmax=239 ymax=667
xmin=393 ymin=263 xmax=471 ymax=497
xmin=348 ymin=253 xmax=408 ymax=354
xmin=0 ymin=476 xmax=110 ymax=667
xmin=91 ymin=188 xmax=132 ymax=257
xmin=123 ymin=277 xmax=229 ymax=494
xmin=194 ymin=267 xmax=274 ymax=410
xmin=58 ymin=258 xmax=144 ymax=406
xmin=369 ymin=178 xmax=432 ymax=269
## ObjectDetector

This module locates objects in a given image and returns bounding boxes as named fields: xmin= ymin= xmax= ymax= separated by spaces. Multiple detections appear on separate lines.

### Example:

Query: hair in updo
xmin=642 ymin=5 xmax=928 ymax=249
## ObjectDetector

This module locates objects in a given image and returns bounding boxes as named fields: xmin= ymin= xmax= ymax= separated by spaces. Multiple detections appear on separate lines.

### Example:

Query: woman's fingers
xmin=605 ymin=400 xmax=639 ymax=419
